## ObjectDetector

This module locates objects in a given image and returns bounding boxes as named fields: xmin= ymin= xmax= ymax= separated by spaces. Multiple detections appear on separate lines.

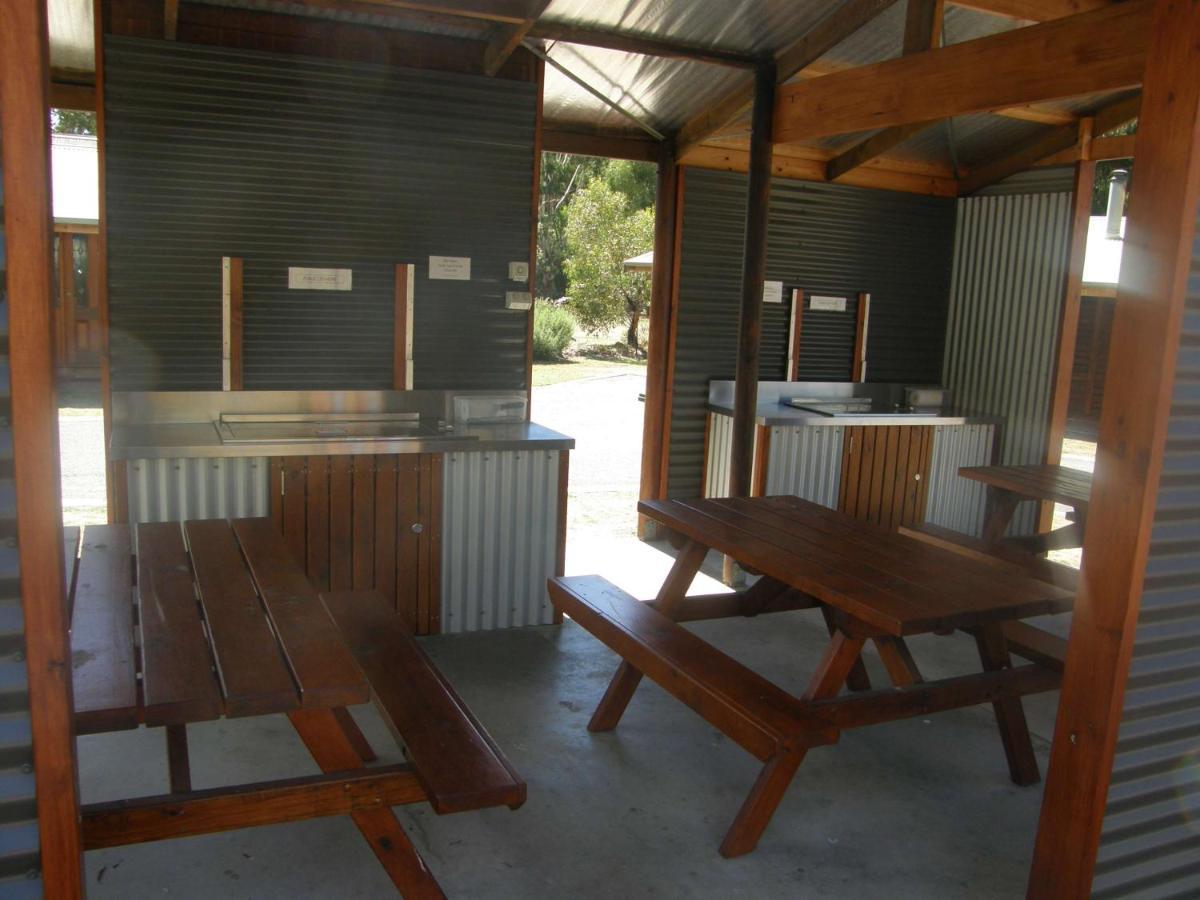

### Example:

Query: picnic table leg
xmin=333 ymin=706 xmax=378 ymax=762
xmin=874 ymin=636 xmax=923 ymax=686
xmin=719 ymin=629 xmax=866 ymax=857
xmin=588 ymin=540 xmax=708 ymax=733
xmin=981 ymin=486 xmax=1020 ymax=544
xmin=166 ymin=724 xmax=191 ymax=793
xmin=289 ymin=708 xmax=445 ymax=899
xmin=821 ymin=607 xmax=871 ymax=692
xmin=973 ymin=624 xmax=1041 ymax=786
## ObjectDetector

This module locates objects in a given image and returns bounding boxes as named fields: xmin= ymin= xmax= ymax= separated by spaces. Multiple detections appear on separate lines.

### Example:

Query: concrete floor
xmin=80 ymin=582 xmax=1061 ymax=899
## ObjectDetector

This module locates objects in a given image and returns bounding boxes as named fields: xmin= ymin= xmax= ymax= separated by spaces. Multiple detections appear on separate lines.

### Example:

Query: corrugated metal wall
xmin=440 ymin=449 xmax=560 ymax=633
xmin=125 ymin=457 xmax=269 ymax=524
xmin=0 ymin=136 xmax=42 ymax=894
xmin=923 ymin=424 xmax=995 ymax=536
xmin=104 ymin=36 xmax=535 ymax=391
xmin=667 ymin=168 xmax=956 ymax=499
xmin=943 ymin=191 xmax=1072 ymax=535
xmin=763 ymin=425 xmax=844 ymax=507
xmin=704 ymin=412 xmax=733 ymax=498
xmin=1092 ymin=205 xmax=1200 ymax=899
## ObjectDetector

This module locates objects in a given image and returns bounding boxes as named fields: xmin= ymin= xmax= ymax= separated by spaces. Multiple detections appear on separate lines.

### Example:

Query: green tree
xmin=563 ymin=179 xmax=654 ymax=352
xmin=50 ymin=109 xmax=97 ymax=135
xmin=536 ymin=153 xmax=605 ymax=299
xmin=603 ymin=158 xmax=656 ymax=211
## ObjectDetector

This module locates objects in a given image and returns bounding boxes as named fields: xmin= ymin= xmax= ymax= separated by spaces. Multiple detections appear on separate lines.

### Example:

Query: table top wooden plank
xmin=136 ymin=522 xmax=223 ymax=727
xmin=232 ymin=517 xmax=369 ymax=709
xmin=724 ymin=496 xmax=1069 ymax=616
xmin=639 ymin=497 xmax=1073 ymax=635
xmin=184 ymin=519 xmax=301 ymax=718
xmin=71 ymin=525 xmax=139 ymax=734
xmin=958 ymin=464 xmax=1092 ymax=509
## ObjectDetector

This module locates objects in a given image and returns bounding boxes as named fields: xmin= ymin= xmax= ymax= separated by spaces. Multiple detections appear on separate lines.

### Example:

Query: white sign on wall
xmin=429 ymin=255 xmax=472 ymax=280
xmin=288 ymin=267 xmax=353 ymax=291
xmin=809 ymin=295 xmax=848 ymax=312
xmin=763 ymin=280 xmax=784 ymax=304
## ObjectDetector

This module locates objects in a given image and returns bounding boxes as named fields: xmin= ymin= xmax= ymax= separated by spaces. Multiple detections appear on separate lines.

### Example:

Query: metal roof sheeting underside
xmin=47 ymin=0 xmax=1137 ymax=177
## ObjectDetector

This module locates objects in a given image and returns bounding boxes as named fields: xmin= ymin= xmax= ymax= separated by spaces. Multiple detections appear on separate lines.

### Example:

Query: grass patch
xmin=532 ymin=356 xmax=645 ymax=387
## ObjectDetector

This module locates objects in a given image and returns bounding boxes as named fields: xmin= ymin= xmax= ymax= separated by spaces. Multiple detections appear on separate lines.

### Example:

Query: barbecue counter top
xmin=108 ymin=389 xmax=574 ymax=459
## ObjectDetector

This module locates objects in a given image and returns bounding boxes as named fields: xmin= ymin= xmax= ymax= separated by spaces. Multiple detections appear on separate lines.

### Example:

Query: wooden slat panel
xmin=396 ymin=455 xmax=421 ymax=629
xmin=374 ymin=454 xmax=398 ymax=607
xmin=136 ymin=523 xmax=222 ymax=726
xmin=281 ymin=456 xmax=307 ymax=568
xmin=324 ymin=590 xmax=527 ymax=813
xmin=351 ymin=454 xmax=375 ymax=589
xmin=868 ymin=426 xmax=891 ymax=525
xmin=305 ymin=456 xmax=330 ymax=590
xmin=71 ymin=525 xmax=138 ymax=734
xmin=232 ymin=518 xmax=368 ymax=709
xmin=328 ymin=456 xmax=353 ymax=591
xmin=184 ymin=519 xmax=299 ymax=718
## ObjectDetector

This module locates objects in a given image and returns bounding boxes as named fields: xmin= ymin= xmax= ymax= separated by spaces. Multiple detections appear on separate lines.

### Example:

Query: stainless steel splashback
xmin=112 ymin=390 xmax=529 ymax=426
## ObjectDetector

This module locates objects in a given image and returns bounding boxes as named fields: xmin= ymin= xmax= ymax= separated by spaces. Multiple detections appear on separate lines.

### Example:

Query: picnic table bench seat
xmin=322 ymin=590 xmax=526 ymax=814
xmin=67 ymin=519 xmax=524 ymax=896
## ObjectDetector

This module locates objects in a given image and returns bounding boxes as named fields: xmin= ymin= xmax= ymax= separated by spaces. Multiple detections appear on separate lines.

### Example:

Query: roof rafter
xmin=527 ymin=21 xmax=762 ymax=69
xmin=959 ymin=93 xmax=1140 ymax=193
xmin=827 ymin=0 xmax=945 ymax=182
xmin=675 ymin=0 xmax=904 ymax=157
xmin=947 ymin=0 xmax=1114 ymax=22
xmin=482 ymin=1 xmax=552 ymax=76
xmin=774 ymin=0 xmax=1150 ymax=144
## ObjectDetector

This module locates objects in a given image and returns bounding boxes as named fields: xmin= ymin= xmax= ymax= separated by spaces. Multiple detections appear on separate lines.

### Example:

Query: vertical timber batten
xmin=730 ymin=65 xmax=775 ymax=498
xmin=1040 ymin=160 xmax=1096 ymax=531
xmin=0 ymin=0 xmax=86 ymax=891
xmin=526 ymin=55 xmax=544 ymax=414
xmin=1029 ymin=0 xmax=1200 ymax=894
xmin=639 ymin=140 xmax=678 ymax=531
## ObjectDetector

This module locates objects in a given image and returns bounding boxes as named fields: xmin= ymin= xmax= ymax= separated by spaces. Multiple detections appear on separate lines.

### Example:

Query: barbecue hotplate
xmin=213 ymin=413 xmax=477 ymax=444
xmin=783 ymin=398 xmax=926 ymax=417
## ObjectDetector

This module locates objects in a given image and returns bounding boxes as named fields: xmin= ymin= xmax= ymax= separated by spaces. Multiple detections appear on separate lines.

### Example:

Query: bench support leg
xmin=333 ymin=707 xmax=378 ymax=762
xmin=720 ymin=747 xmax=806 ymax=858
xmin=588 ymin=541 xmax=708 ymax=733
xmin=721 ymin=628 xmax=866 ymax=856
xmin=974 ymin=624 xmax=1041 ymax=785
xmin=166 ymin=724 xmax=191 ymax=793
xmin=290 ymin=708 xmax=445 ymax=899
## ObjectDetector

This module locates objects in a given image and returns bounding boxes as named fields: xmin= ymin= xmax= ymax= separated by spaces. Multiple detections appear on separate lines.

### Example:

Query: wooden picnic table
xmin=67 ymin=518 xmax=525 ymax=898
xmin=958 ymin=463 xmax=1093 ymax=551
xmin=549 ymin=495 xmax=1074 ymax=858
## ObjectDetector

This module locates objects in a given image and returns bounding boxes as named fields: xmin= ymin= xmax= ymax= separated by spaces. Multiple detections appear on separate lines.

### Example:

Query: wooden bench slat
xmin=232 ymin=518 xmax=368 ymax=709
xmin=184 ymin=520 xmax=301 ymax=718
xmin=71 ymin=525 xmax=139 ymax=734
xmin=137 ymin=523 xmax=223 ymax=727
xmin=548 ymin=576 xmax=835 ymax=761
xmin=322 ymin=590 xmax=526 ymax=815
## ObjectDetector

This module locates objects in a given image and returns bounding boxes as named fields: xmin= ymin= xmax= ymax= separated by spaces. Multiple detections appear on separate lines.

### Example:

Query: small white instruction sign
xmin=809 ymin=295 xmax=848 ymax=312
xmin=763 ymin=280 xmax=784 ymax=304
xmin=288 ymin=267 xmax=352 ymax=291
xmin=429 ymin=255 xmax=471 ymax=281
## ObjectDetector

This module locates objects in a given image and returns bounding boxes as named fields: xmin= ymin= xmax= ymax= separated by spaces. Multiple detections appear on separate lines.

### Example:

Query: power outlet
xmin=508 ymin=261 xmax=529 ymax=282
xmin=505 ymin=291 xmax=532 ymax=310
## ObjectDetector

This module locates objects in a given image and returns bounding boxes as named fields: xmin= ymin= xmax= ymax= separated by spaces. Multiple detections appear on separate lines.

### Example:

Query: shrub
xmin=532 ymin=300 xmax=576 ymax=361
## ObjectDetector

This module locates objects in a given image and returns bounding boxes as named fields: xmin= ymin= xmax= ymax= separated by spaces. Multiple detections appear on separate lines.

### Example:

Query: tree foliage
xmin=563 ymin=179 xmax=654 ymax=350
xmin=536 ymin=153 xmax=655 ymax=300
xmin=50 ymin=109 xmax=97 ymax=135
